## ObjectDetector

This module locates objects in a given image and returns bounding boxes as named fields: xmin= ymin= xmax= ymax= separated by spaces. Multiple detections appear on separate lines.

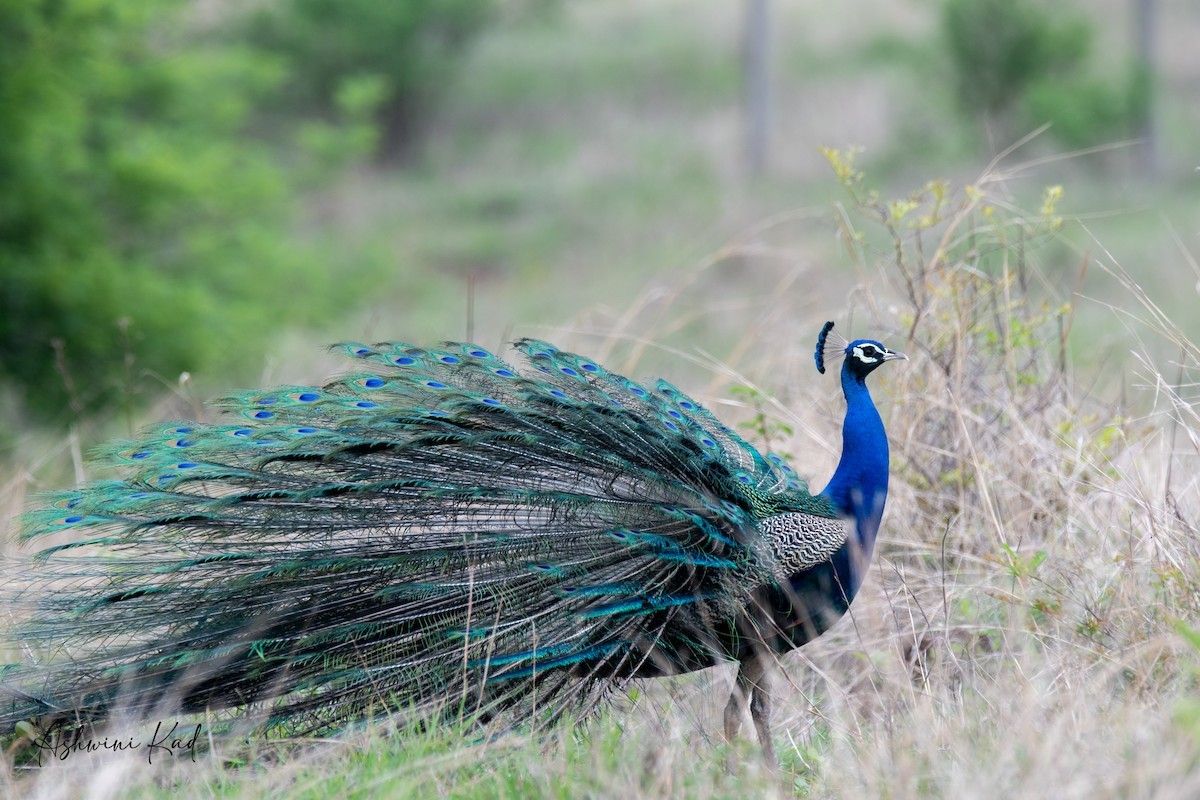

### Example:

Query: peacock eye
xmin=861 ymin=346 xmax=877 ymax=357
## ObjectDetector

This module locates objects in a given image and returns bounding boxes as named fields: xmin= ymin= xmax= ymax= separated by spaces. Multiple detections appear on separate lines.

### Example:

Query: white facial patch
xmin=853 ymin=345 xmax=879 ymax=364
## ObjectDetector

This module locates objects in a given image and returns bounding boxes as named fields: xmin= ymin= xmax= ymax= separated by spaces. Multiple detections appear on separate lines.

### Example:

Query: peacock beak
xmin=882 ymin=350 xmax=908 ymax=362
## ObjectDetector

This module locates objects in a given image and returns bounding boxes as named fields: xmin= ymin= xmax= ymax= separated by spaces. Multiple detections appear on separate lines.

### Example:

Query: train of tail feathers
xmin=1 ymin=321 xmax=905 ymax=766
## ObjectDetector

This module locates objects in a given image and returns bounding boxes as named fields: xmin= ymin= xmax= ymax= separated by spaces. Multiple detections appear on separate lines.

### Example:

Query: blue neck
xmin=821 ymin=365 xmax=890 ymax=559
xmin=751 ymin=358 xmax=893 ymax=654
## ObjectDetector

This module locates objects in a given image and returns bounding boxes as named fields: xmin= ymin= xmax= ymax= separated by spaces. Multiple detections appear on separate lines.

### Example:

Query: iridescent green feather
xmin=2 ymin=339 xmax=838 ymax=737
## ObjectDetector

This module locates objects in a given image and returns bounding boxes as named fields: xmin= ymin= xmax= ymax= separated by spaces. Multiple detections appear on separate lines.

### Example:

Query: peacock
xmin=1 ymin=322 xmax=904 ymax=765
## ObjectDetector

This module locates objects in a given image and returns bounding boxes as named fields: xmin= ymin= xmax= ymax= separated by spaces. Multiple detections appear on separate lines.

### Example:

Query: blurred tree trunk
xmin=1132 ymin=0 xmax=1158 ymax=177
xmin=742 ymin=0 xmax=771 ymax=177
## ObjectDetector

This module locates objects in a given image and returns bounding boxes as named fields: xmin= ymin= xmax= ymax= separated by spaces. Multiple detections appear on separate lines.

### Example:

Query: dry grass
xmin=578 ymin=157 xmax=1200 ymax=797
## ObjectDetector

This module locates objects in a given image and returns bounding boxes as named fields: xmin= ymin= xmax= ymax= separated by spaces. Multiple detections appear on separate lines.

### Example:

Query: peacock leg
xmin=748 ymin=663 xmax=777 ymax=769
xmin=722 ymin=667 xmax=748 ymax=743
xmin=723 ymin=655 xmax=777 ymax=769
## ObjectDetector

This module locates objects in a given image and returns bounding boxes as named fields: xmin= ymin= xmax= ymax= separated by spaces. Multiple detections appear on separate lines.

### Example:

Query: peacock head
xmin=814 ymin=321 xmax=907 ymax=378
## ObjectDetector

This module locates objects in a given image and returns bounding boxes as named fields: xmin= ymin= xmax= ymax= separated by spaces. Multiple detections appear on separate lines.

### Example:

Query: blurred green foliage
xmin=941 ymin=0 xmax=1142 ymax=148
xmin=3 ymin=0 xmax=297 ymax=422
xmin=0 ymin=0 xmax=494 ymax=427
xmin=1022 ymin=67 xmax=1149 ymax=150
xmin=942 ymin=0 xmax=1088 ymax=122
xmin=244 ymin=0 xmax=497 ymax=159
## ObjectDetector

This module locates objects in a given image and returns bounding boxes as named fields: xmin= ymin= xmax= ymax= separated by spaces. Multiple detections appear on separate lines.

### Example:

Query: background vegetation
xmin=3 ymin=0 xmax=1199 ymax=796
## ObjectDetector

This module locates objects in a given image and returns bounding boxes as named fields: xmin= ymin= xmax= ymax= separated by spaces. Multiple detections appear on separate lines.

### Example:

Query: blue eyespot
xmin=424 ymin=380 xmax=447 ymax=389
xmin=395 ymin=356 xmax=416 ymax=366
xmin=439 ymin=355 xmax=459 ymax=364
xmin=559 ymin=367 xmax=578 ymax=377
xmin=364 ymin=378 xmax=384 ymax=388
xmin=296 ymin=392 xmax=319 ymax=402
xmin=253 ymin=411 xmax=274 ymax=419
